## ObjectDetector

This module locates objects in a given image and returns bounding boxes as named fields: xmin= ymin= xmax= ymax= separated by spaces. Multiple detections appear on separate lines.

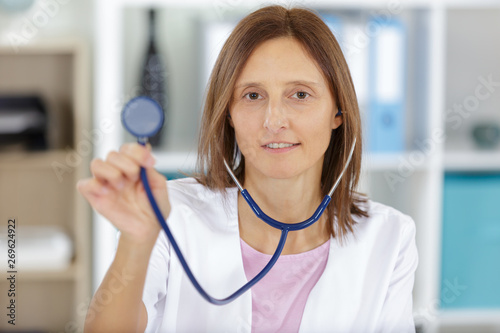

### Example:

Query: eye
xmin=292 ymin=91 xmax=310 ymax=100
xmin=244 ymin=92 xmax=262 ymax=101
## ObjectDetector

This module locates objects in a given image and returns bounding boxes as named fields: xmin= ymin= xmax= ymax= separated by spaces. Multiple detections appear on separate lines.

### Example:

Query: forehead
xmin=235 ymin=37 xmax=327 ymax=86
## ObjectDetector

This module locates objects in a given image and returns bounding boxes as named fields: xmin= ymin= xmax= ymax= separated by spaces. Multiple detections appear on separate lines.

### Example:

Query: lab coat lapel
xmin=298 ymin=235 xmax=361 ymax=333
xmin=174 ymin=187 xmax=253 ymax=332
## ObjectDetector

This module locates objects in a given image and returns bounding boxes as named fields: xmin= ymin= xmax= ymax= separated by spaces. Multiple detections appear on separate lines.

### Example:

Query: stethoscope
xmin=121 ymin=96 xmax=356 ymax=305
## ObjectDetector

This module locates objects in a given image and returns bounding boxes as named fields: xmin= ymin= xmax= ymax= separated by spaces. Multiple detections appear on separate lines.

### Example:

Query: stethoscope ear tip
xmin=336 ymin=107 xmax=343 ymax=117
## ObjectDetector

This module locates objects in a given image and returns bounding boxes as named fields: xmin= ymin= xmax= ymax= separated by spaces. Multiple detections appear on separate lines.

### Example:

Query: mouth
xmin=264 ymin=142 xmax=300 ymax=149
xmin=261 ymin=142 xmax=301 ymax=153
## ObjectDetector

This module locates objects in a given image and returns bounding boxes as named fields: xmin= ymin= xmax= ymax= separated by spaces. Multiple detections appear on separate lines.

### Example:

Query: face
xmin=229 ymin=37 xmax=342 ymax=182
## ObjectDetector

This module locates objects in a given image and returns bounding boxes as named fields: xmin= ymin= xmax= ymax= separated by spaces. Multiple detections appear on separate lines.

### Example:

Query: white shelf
xmin=444 ymin=151 xmax=500 ymax=172
xmin=153 ymin=151 xmax=442 ymax=173
xmin=363 ymin=151 xmax=440 ymax=172
xmin=153 ymin=151 xmax=197 ymax=172
xmin=153 ymin=151 xmax=443 ymax=173
xmin=439 ymin=309 xmax=500 ymax=326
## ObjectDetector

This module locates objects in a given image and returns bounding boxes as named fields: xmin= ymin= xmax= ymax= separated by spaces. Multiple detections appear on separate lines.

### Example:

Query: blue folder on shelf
xmin=368 ymin=17 xmax=406 ymax=152
xmin=441 ymin=173 xmax=500 ymax=309
xmin=321 ymin=13 xmax=369 ymax=108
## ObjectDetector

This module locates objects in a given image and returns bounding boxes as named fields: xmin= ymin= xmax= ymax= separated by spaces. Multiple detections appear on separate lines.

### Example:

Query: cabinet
xmin=94 ymin=1 xmax=500 ymax=332
xmin=0 ymin=40 xmax=91 ymax=332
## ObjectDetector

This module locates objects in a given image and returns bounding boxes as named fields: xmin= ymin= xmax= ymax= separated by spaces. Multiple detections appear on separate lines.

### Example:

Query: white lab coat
xmin=136 ymin=178 xmax=418 ymax=333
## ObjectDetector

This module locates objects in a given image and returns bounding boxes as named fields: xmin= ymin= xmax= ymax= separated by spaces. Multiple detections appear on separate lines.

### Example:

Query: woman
xmin=78 ymin=5 xmax=418 ymax=333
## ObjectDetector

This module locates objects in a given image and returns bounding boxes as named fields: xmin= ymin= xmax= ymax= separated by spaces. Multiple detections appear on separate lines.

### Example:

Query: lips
xmin=265 ymin=142 xmax=299 ymax=149
xmin=262 ymin=140 xmax=300 ymax=146
xmin=261 ymin=141 xmax=300 ymax=152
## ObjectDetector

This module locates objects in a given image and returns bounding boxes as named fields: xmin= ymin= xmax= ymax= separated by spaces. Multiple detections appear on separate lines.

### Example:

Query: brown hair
xmin=195 ymin=5 xmax=368 ymax=240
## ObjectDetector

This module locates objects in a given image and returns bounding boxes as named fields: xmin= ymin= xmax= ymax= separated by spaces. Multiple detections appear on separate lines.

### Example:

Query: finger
xmin=120 ymin=143 xmax=155 ymax=168
xmin=77 ymin=177 xmax=109 ymax=198
xmin=145 ymin=167 xmax=167 ymax=189
xmin=90 ymin=158 xmax=125 ymax=190
xmin=106 ymin=151 xmax=141 ymax=183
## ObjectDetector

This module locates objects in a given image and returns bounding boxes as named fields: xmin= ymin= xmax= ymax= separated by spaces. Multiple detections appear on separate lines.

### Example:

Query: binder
xmin=442 ymin=173 xmax=500 ymax=308
xmin=321 ymin=13 xmax=369 ymax=113
xmin=341 ymin=17 xmax=370 ymax=109
xmin=368 ymin=17 xmax=406 ymax=152
xmin=200 ymin=20 xmax=236 ymax=94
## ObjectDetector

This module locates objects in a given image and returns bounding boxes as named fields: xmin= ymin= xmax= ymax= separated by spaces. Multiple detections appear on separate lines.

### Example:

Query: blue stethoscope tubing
xmin=138 ymin=137 xmax=356 ymax=305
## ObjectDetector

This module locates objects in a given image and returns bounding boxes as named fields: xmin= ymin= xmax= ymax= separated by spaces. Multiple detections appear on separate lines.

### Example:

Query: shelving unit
xmin=0 ymin=40 xmax=91 ymax=332
xmin=437 ymin=5 xmax=500 ymax=333
xmin=93 ymin=1 xmax=500 ymax=332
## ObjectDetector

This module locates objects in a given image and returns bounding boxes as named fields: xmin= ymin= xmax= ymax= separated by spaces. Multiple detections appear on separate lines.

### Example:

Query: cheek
xmin=232 ymin=118 xmax=260 ymax=160
xmin=305 ymin=111 xmax=334 ymax=135
xmin=312 ymin=127 xmax=333 ymax=150
xmin=302 ymin=116 xmax=334 ymax=154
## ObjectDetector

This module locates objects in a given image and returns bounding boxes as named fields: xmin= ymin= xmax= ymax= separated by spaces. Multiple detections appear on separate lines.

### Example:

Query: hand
xmin=77 ymin=143 xmax=170 ymax=246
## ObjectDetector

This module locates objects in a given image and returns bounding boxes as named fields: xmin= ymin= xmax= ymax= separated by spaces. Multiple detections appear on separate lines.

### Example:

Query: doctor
xmin=78 ymin=5 xmax=418 ymax=333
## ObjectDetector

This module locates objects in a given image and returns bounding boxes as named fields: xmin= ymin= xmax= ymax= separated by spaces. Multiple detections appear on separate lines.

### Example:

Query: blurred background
xmin=0 ymin=0 xmax=499 ymax=332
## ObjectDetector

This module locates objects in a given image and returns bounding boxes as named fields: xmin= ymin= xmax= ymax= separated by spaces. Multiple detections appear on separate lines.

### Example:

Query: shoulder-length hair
xmin=195 ymin=5 xmax=368 ymax=240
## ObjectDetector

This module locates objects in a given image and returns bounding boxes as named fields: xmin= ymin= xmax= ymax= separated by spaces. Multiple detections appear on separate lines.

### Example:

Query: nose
xmin=263 ymin=98 xmax=288 ymax=133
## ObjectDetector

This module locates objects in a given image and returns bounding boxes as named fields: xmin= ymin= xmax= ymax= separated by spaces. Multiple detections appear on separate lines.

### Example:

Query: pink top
xmin=240 ymin=238 xmax=330 ymax=333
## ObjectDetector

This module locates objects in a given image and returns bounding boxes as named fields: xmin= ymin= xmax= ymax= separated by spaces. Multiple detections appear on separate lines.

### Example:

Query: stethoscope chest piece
xmin=121 ymin=96 xmax=164 ymax=142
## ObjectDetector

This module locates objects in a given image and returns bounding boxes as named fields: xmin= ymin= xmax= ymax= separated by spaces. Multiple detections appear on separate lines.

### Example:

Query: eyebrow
xmin=234 ymin=80 xmax=321 ymax=90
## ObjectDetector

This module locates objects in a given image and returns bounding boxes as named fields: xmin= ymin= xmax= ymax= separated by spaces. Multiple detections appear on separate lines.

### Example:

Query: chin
xmin=261 ymin=164 xmax=301 ymax=180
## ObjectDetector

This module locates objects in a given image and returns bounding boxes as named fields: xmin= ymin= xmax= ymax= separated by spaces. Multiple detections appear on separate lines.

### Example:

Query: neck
xmin=238 ymin=170 xmax=330 ymax=255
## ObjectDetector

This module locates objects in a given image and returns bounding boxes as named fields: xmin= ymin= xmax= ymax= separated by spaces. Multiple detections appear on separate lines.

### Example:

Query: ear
xmin=331 ymin=107 xmax=343 ymax=130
